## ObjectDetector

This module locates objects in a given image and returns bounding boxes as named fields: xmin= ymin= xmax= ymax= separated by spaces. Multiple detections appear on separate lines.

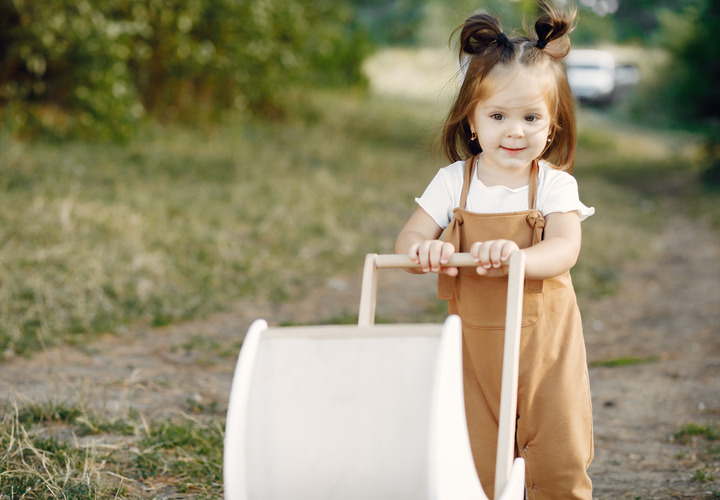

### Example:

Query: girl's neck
xmin=476 ymin=155 xmax=533 ymax=189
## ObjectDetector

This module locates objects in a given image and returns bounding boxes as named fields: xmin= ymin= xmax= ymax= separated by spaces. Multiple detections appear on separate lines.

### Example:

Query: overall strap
xmin=438 ymin=156 xmax=475 ymax=300
xmin=526 ymin=160 xmax=545 ymax=246
xmin=528 ymin=159 xmax=539 ymax=210
xmin=459 ymin=155 xmax=476 ymax=209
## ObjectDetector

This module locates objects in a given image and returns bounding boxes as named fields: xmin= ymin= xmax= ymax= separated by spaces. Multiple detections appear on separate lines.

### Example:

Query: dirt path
xmin=2 ymin=210 xmax=719 ymax=498
xmin=580 ymin=212 xmax=720 ymax=499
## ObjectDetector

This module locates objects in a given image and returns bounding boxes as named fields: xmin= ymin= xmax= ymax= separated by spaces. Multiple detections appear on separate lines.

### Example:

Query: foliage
xmin=571 ymin=9 xmax=616 ymax=46
xmin=0 ymin=0 xmax=143 ymax=140
xmin=655 ymin=1 xmax=720 ymax=125
xmin=353 ymin=0 xmax=432 ymax=46
xmin=655 ymin=0 xmax=720 ymax=185
xmin=613 ymin=0 xmax=706 ymax=45
xmin=0 ymin=0 xmax=373 ymax=140
xmin=616 ymin=0 xmax=720 ymax=185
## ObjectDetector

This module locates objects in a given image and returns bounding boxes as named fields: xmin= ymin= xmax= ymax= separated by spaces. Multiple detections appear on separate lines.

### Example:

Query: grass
xmin=0 ymin=75 xmax=716 ymax=496
xmin=0 ymin=88 xmax=444 ymax=357
xmin=675 ymin=423 xmax=720 ymax=444
xmin=589 ymin=355 xmax=660 ymax=368
xmin=0 ymin=87 xmax=707 ymax=358
xmin=673 ymin=423 xmax=720 ymax=490
xmin=571 ymin=110 xmax=708 ymax=298
xmin=172 ymin=334 xmax=243 ymax=366
xmin=1 ymin=400 xmax=224 ymax=498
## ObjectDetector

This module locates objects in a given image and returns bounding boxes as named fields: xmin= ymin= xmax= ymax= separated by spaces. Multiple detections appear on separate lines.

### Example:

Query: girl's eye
xmin=491 ymin=113 xmax=503 ymax=120
xmin=525 ymin=115 xmax=538 ymax=122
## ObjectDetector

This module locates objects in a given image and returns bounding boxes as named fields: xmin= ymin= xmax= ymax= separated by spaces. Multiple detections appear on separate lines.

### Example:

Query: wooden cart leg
xmin=495 ymin=251 xmax=526 ymax=498
xmin=358 ymin=254 xmax=379 ymax=326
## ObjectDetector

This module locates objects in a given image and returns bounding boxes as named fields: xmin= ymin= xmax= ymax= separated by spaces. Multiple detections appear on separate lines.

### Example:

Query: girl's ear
xmin=542 ymin=126 xmax=556 ymax=154
xmin=467 ymin=119 xmax=478 ymax=142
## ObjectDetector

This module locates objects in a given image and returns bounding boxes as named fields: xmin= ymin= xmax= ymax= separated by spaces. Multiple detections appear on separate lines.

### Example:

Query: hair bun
xmin=533 ymin=1 xmax=576 ymax=58
xmin=458 ymin=13 xmax=506 ymax=56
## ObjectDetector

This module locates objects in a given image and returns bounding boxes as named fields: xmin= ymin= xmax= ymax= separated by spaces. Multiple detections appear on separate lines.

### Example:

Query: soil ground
xmin=2 ymin=205 xmax=719 ymax=499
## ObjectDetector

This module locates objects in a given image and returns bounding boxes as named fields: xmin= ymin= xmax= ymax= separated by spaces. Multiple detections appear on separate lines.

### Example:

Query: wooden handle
xmin=358 ymin=252 xmax=518 ymax=326
xmin=358 ymin=253 xmax=484 ymax=326
xmin=373 ymin=253 xmax=479 ymax=269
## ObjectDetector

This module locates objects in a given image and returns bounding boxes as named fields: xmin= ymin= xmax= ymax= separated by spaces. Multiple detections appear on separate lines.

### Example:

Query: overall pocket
xmin=455 ymin=270 xmax=544 ymax=329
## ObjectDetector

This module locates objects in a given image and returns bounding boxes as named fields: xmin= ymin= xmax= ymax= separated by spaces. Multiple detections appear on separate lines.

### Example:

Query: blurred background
xmin=0 ymin=0 xmax=718 ymax=355
xmin=1 ymin=0 xmax=718 ymax=144
xmin=0 ymin=0 xmax=718 ymax=353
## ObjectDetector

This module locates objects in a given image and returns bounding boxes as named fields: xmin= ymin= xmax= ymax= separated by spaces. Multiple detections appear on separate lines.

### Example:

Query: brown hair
xmin=440 ymin=0 xmax=578 ymax=172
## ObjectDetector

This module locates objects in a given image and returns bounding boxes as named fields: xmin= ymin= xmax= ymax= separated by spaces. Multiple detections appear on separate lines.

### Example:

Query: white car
xmin=565 ymin=49 xmax=639 ymax=105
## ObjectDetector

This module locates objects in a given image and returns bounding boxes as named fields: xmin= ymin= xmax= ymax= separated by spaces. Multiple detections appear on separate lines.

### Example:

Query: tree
xmin=658 ymin=0 xmax=720 ymax=184
xmin=613 ymin=0 xmax=705 ymax=45
xmin=352 ymin=0 xmax=432 ymax=45
xmin=0 ymin=0 xmax=374 ymax=140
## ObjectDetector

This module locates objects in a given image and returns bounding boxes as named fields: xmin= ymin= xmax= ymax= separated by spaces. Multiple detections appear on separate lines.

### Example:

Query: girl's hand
xmin=470 ymin=239 xmax=520 ymax=276
xmin=408 ymin=240 xmax=458 ymax=276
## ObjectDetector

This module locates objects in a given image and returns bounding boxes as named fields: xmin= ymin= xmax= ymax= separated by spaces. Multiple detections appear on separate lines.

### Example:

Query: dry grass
xmin=0 ymin=399 xmax=224 ymax=498
xmin=0 ymin=90 xmax=444 ymax=358
xmin=571 ymin=109 xmax=708 ymax=297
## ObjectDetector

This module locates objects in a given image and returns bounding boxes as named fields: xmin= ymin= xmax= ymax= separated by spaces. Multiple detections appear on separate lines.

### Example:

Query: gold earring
xmin=471 ymin=132 xmax=477 ymax=141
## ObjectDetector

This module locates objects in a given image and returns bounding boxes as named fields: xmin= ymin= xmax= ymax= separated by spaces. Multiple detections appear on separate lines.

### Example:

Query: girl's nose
xmin=506 ymin=121 xmax=524 ymax=138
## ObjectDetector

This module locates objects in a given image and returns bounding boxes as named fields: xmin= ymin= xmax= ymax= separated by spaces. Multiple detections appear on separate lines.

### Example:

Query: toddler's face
xmin=470 ymin=65 xmax=553 ymax=175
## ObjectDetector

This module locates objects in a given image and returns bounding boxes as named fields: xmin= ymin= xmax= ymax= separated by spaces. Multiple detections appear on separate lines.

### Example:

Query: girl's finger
xmin=500 ymin=242 xmax=518 ymax=264
xmin=408 ymin=243 xmax=420 ymax=262
xmin=416 ymin=241 xmax=432 ymax=271
xmin=479 ymin=240 xmax=494 ymax=269
xmin=470 ymin=241 xmax=480 ymax=259
xmin=440 ymin=242 xmax=455 ymax=264
xmin=429 ymin=242 xmax=444 ymax=272
xmin=489 ymin=242 xmax=505 ymax=268
xmin=439 ymin=242 xmax=457 ymax=275
xmin=475 ymin=265 xmax=489 ymax=276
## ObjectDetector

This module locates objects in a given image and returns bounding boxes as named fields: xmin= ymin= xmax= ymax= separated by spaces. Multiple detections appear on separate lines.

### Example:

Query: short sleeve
xmin=537 ymin=164 xmax=595 ymax=221
xmin=414 ymin=162 xmax=465 ymax=229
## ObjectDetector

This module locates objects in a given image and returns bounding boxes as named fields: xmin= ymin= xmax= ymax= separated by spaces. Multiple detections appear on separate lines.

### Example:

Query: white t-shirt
xmin=416 ymin=159 xmax=595 ymax=229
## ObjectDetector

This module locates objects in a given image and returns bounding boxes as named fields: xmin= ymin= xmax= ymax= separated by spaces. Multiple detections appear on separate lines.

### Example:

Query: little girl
xmin=395 ymin=2 xmax=594 ymax=499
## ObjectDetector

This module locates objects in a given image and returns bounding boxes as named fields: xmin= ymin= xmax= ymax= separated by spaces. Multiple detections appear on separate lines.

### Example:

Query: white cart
xmin=224 ymin=252 xmax=527 ymax=500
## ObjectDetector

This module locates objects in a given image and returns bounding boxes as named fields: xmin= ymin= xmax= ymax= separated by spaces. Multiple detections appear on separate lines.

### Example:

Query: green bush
xmin=0 ymin=0 xmax=373 ymax=140
xmin=656 ymin=0 xmax=720 ymax=186
xmin=0 ymin=0 xmax=143 ymax=140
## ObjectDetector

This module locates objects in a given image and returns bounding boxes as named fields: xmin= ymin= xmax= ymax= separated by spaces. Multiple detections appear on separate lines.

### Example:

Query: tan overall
xmin=438 ymin=156 xmax=594 ymax=499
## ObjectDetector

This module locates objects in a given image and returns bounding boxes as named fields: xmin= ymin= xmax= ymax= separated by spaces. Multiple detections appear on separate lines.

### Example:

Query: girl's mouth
xmin=501 ymin=146 xmax=525 ymax=155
